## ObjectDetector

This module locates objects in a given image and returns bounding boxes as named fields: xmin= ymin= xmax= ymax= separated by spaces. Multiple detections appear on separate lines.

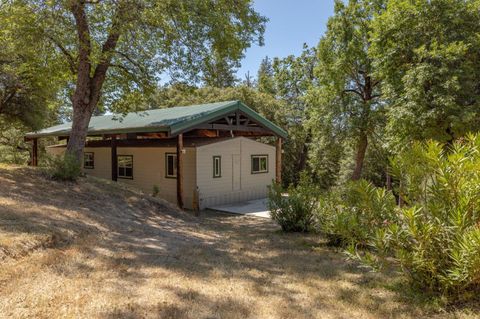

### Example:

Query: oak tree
xmin=308 ymin=0 xmax=386 ymax=181
xmin=371 ymin=0 xmax=480 ymax=145
xmin=13 ymin=0 xmax=266 ymax=161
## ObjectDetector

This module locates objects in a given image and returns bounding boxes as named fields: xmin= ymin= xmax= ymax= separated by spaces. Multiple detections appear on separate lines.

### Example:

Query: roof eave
xmin=25 ymin=125 xmax=170 ymax=139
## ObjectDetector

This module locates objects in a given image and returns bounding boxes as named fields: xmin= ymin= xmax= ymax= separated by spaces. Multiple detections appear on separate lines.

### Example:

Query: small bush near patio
xmin=268 ymin=175 xmax=321 ymax=232
xmin=317 ymin=180 xmax=396 ymax=247
xmin=44 ymin=153 xmax=82 ymax=181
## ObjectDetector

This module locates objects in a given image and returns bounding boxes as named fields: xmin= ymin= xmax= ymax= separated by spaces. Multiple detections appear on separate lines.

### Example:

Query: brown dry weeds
xmin=0 ymin=164 xmax=477 ymax=319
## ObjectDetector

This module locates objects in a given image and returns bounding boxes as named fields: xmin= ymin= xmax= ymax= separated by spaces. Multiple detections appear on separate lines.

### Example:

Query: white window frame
xmin=251 ymin=155 xmax=268 ymax=174
xmin=213 ymin=156 xmax=221 ymax=178
xmin=118 ymin=155 xmax=133 ymax=179
xmin=84 ymin=152 xmax=94 ymax=169
xmin=165 ymin=153 xmax=177 ymax=178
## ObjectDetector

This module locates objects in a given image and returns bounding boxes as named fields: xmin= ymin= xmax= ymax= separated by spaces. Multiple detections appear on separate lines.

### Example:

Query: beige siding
xmin=196 ymin=137 xmax=275 ymax=209
xmin=46 ymin=145 xmax=197 ymax=209
xmin=116 ymin=147 xmax=196 ymax=209
xmin=83 ymin=147 xmax=111 ymax=179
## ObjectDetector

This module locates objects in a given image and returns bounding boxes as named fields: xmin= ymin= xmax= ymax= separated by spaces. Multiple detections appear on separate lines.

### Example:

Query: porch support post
xmin=176 ymin=133 xmax=184 ymax=208
xmin=275 ymin=137 xmax=282 ymax=184
xmin=31 ymin=138 xmax=38 ymax=166
xmin=111 ymin=136 xmax=117 ymax=181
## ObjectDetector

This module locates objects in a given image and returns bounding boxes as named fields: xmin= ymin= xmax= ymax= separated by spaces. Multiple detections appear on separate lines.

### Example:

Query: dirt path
xmin=0 ymin=165 xmax=475 ymax=318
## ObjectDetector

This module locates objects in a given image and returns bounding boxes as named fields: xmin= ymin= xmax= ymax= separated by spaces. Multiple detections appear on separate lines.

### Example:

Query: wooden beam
xmin=196 ymin=123 xmax=272 ymax=134
xmin=276 ymin=137 xmax=282 ymax=184
xmin=31 ymin=138 xmax=38 ymax=167
xmin=137 ymin=132 xmax=169 ymax=139
xmin=176 ymin=133 xmax=184 ymax=209
xmin=111 ymin=136 xmax=117 ymax=181
xmin=184 ymin=129 xmax=218 ymax=138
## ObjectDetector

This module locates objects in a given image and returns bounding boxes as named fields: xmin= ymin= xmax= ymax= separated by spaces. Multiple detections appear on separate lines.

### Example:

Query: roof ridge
xmin=89 ymin=100 xmax=240 ymax=120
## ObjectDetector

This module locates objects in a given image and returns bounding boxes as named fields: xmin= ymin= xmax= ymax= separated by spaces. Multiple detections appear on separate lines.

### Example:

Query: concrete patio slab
xmin=208 ymin=198 xmax=270 ymax=218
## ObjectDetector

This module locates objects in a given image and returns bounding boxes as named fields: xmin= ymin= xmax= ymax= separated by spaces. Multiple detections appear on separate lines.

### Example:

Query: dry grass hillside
xmin=0 ymin=164 xmax=478 ymax=319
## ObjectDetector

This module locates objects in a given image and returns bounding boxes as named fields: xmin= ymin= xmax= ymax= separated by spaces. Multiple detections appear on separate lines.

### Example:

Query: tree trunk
xmin=66 ymin=98 xmax=93 ymax=162
xmin=297 ymin=132 xmax=311 ymax=173
xmin=386 ymin=166 xmax=392 ymax=190
xmin=64 ymin=1 xmax=121 ymax=163
xmin=351 ymin=133 xmax=368 ymax=181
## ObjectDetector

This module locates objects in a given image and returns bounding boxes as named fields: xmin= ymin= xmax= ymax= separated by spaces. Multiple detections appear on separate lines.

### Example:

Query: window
xmin=251 ymin=155 xmax=268 ymax=174
xmin=213 ymin=156 xmax=221 ymax=178
xmin=165 ymin=153 xmax=177 ymax=178
xmin=84 ymin=152 xmax=94 ymax=169
xmin=118 ymin=155 xmax=133 ymax=179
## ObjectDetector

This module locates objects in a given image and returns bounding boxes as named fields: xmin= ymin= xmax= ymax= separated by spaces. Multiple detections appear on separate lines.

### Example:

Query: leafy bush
xmin=316 ymin=135 xmax=480 ymax=300
xmin=371 ymin=135 xmax=480 ymax=296
xmin=152 ymin=185 xmax=160 ymax=197
xmin=268 ymin=175 xmax=321 ymax=232
xmin=317 ymin=180 xmax=396 ymax=247
xmin=45 ymin=153 xmax=82 ymax=181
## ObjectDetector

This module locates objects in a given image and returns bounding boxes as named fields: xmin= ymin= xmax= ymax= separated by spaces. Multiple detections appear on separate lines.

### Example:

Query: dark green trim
xmin=170 ymin=101 xmax=288 ymax=138
xmin=251 ymin=154 xmax=269 ymax=174
xmin=213 ymin=155 xmax=221 ymax=178
xmin=236 ymin=101 xmax=288 ymax=138
xmin=165 ymin=152 xmax=177 ymax=179
xmin=117 ymin=155 xmax=133 ymax=179
xmin=27 ymin=100 xmax=287 ymax=139
xmin=83 ymin=152 xmax=94 ymax=169
xmin=25 ymin=126 xmax=170 ymax=139
xmin=169 ymin=101 xmax=238 ymax=136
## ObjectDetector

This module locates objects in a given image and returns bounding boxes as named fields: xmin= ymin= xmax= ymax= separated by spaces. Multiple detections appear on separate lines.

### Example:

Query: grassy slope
xmin=0 ymin=164 xmax=477 ymax=319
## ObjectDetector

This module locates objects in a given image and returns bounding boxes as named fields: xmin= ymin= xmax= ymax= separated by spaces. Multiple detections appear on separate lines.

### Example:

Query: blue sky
xmin=236 ymin=1 xmax=335 ymax=79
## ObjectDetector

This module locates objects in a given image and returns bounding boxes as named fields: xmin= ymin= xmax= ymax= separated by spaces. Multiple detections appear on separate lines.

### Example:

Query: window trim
xmin=83 ymin=152 xmax=94 ymax=169
xmin=165 ymin=153 xmax=177 ymax=179
xmin=117 ymin=155 xmax=133 ymax=179
xmin=213 ymin=155 xmax=222 ymax=178
xmin=251 ymin=154 xmax=269 ymax=174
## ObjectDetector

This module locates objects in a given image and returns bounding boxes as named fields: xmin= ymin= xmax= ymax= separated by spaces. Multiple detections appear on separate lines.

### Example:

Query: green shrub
xmin=317 ymin=180 xmax=396 ymax=247
xmin=372 ymin=135 xmax=480 ymax=296
xmin=316 ymin=135 xmax=480 ymax=300
xmin=152 ymin=185 xmax=160 ymax=197
xmin=45 ymin=153 xmax=82 ymax=181
xmin=268 ymin=175 xmax=321 ymax=232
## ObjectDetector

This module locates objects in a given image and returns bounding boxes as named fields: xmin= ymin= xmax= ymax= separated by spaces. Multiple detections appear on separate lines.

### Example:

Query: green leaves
xmin=379 ymin=135 xmax=480 ymax=297
xmin=307 ymin=0 xmax=387 ymax=183
xmin=0 ymin=2 xmax=66 ymax=129
xmin=317 ymin=179 xmax=397 ymax=247
xmin=371 ymin=0 xmax=480 ymax=145
xmin=268 ymin=175 xmax=321 ymax=233
xmin=7 ymin=0 xmax=266 ymax=114
xmin=318 ymin=135 xmax=480 ymax=299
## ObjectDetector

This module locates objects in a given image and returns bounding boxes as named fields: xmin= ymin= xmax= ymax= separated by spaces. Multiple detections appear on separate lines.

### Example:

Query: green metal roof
xmin=26 ymin=100 xmax=288 ymax=139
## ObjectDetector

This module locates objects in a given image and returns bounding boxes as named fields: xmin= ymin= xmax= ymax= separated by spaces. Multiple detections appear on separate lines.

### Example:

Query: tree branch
xmin=109 ymin=63 xmax=135 ymax=77
xmin=46 ymin=35 xmax=77 ymax=74
xmin=89 ymin=5 xmax=124 ymax=110
xmin=344 ymin=89 xmax=364 ymax=99
xmin=113 ymin=50 xmax=147 ymax=74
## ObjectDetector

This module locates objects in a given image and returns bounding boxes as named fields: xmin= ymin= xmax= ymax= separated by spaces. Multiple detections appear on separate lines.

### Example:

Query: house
xmin=25 ymin=101 xmax=287 ymax=210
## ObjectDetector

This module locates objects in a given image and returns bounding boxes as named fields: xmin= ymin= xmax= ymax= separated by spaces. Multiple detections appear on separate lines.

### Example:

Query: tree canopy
xmin=371 ymin=0 xmax=480 ymax=145
xmin=6 ymin=0 xmax=267 ymax=160
xmin=0 ymin=3 xmax=64 ymax=129
xmin=307 ymin=0 xmax=386 ymax=182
